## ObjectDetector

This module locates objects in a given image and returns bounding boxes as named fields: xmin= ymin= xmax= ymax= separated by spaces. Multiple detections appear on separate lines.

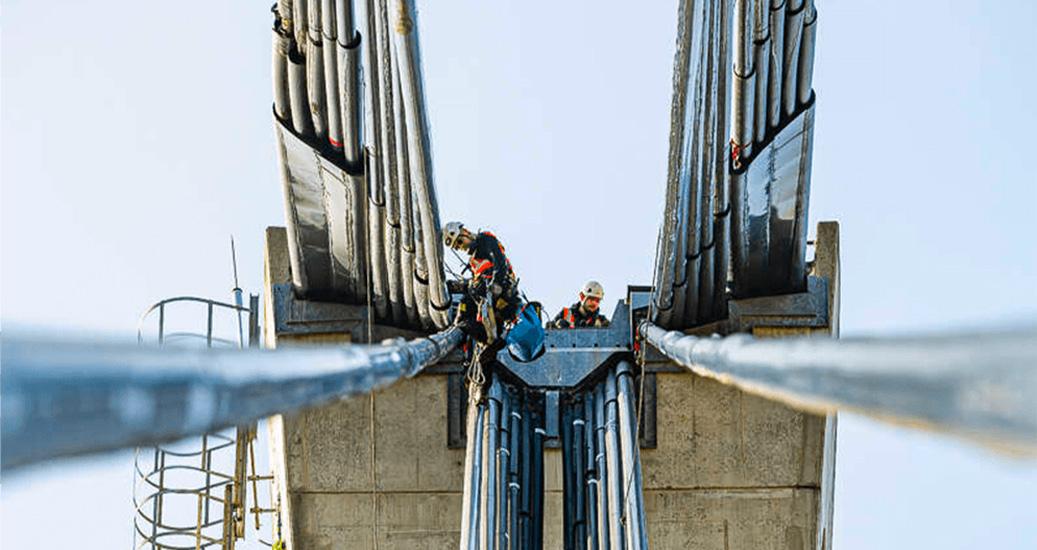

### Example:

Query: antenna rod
xmin=231 ymin=235 xmax=245 ymax=347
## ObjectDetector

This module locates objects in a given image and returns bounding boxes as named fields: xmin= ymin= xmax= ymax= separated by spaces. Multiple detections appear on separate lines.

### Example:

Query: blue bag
xmin=505 ymin=302 xmax=546 ymax=362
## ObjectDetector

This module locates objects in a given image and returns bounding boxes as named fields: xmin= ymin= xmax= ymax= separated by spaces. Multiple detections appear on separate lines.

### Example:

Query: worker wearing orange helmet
xmin=550 ymin=281 xmax=610 ymax=329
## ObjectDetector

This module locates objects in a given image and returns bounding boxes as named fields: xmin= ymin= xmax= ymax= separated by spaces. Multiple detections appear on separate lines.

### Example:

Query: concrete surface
xmin=265 ymin=227 xmax=467 ymax=549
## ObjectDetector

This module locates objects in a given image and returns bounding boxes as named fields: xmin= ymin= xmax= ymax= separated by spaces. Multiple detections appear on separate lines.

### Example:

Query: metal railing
xmin=133 ymin=433 xmax=237 ymax=549
xmin=133 ymin=295 xmax=272 ymax=549
xmin=137 ymin=296 xmax=256 ymax=349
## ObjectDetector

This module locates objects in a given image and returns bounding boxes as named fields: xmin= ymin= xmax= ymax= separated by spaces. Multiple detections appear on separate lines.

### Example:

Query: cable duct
xmin=652 ymin=0 xmax=819 ymax=328
xmin=560 ymin=362 xmax=649 ymax=550
xmin=270 ymin=0 xmax=449 ymax=328
xmin=653 ymin=0 xmax=732 ymax=329
xmin=459 ymin=364 xmax=650 ymax=550
xmin=459 ymin=374 xmax=545 ymax=550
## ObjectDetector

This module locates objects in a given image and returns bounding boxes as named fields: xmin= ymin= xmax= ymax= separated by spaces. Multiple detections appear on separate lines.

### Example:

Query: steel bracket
xmin=272 ymin=283 xmax=368 ymax=339
xmin=494 ymin=300 xmax=634 ymax=390
xmin=272 ymin=283 xmax=465 ymax=348
xmin=727 ymin=275 xmax=829 ymax=331
xmin=456 ymin=298 xmax=657 ymax=449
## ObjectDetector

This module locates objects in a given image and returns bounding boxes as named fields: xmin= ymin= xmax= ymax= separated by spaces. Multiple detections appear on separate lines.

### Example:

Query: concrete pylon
xmin=264 ymin=227 xmax=466 ymax=549
xmin=262 ymin=221 xmax=839 ymax=549
xmin=638 ymin=221 xmax=839 ymax=549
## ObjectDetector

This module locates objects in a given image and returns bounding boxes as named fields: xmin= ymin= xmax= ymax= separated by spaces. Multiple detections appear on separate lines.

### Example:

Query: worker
xmin=443 ymin=221 xmax=522 ymax=344
xmin=551 ymin=281 xmax=610 ymax=328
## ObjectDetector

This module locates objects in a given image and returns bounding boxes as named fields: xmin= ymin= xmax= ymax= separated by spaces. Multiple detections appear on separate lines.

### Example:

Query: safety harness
xmin=559 ymin=304 xmax=606 ymax=328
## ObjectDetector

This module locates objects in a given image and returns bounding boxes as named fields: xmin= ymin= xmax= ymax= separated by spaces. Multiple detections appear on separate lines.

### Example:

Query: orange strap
xmin=479 ymin=232 xmax=513 ymax=275
xmin=470 ymin=258 xmax=493 ymax=277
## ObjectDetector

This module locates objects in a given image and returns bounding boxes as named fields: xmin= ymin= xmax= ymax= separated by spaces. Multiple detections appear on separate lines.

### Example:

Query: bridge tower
xmin=636 ymin=221 xmax=839 ymax=549
xmin=262 ymin=221 xmax=839 ymax=549
xmin=264 ymin=226 xmax=468 ymax=549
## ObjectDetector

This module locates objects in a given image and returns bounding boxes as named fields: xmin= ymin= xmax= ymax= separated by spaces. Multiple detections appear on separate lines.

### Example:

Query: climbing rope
xmin=363 ymin=148 xmax=380 ymax=550
xmin=620 ymin=344 xmax=649 ymax=531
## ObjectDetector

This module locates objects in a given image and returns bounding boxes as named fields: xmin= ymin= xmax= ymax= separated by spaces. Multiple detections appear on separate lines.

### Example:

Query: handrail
xmin=137 ymin=296 xmax=253 ymax=346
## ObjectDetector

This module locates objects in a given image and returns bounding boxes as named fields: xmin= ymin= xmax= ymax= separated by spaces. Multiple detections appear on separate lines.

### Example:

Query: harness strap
xmin=563 ymin=307 xmax=575 ymax=326
xmin=471 ymin=258 xmax=493 ymax=277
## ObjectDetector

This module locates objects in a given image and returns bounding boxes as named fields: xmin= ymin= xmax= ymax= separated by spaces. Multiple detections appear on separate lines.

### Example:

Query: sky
xmin=3 ymin=0 xmax=1036 ymax=548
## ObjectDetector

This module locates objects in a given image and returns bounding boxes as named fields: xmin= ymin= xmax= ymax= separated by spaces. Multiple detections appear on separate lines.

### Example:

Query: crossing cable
xmin=363 ymin=146 xmax=380 ymax=550
xmin=0 ymin=322 xmax=463 ymax=471
xmin=639 ymin=320 xmax=1037 ymax=452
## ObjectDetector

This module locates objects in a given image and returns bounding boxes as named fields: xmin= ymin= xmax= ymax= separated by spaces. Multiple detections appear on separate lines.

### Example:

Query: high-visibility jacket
xmin=550 ymin=302 xmax=610 ymax=329
xmin=466 ymin=231 xmax=515 ymax=290
xmin=456 ymin=232 xmax=521 ymax=344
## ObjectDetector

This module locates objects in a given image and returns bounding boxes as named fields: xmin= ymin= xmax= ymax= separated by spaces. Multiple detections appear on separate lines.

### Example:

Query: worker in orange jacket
xmin=550 ymin=281 xmax=610 ymax=329
xmin=443 ymin=221 xmax=521 ymax=343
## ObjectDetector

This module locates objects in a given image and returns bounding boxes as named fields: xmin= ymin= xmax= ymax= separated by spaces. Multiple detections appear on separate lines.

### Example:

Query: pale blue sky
xmin=2 ymin=1 xmax=1036 ymax=548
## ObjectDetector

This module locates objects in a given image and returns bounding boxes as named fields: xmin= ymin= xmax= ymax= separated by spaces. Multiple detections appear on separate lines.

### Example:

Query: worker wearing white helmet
xmin=443 ymin=221 xmax=520 ymax=343
xmin=550 ymin=281 xmax=610 ymax=329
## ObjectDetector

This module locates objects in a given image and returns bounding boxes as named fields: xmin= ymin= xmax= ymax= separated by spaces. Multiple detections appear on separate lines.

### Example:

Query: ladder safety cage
xmin=133 ymin=295 xmax=276 ymax=550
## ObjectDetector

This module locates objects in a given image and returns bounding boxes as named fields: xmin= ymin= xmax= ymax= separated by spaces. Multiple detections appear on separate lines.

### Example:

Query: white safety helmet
xmin=581 ymin=280 xmax=605 ymax=300
xmin=443 ymin=221 xmax=465 ymax=249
